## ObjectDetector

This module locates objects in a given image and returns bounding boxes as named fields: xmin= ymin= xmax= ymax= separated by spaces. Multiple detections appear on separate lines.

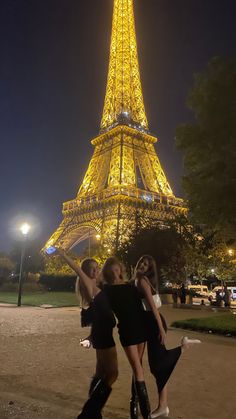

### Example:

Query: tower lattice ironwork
xmin=44 ymin=0 xmax=186 ymax=252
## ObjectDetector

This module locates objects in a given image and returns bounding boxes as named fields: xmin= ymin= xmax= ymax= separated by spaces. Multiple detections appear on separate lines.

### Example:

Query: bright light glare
xmin=20 ymin=223 xmax=31 ymax=236
xmin=228 ymin=249 xmax=234 ymax=256
xmin=96 ymin=234 xmax=101 ymax=240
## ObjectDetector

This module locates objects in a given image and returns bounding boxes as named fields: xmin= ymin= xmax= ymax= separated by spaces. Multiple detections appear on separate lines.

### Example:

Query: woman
xmin=55 ymin=249 xmax=118 ymax=419
xmin=59 ymin=252 xmax=151 ymax=418
xmin=75 ymin=258 xmax=96 ymax=349
xmin=101 ymin=257 xmax=151 ymax=419
xmin=133 ymin=255 xmax=201 ymax=418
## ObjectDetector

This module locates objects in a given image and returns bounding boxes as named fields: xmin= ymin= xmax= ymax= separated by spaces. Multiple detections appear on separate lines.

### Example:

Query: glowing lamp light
xmin=96 ymin=234 xmax=101 ymax=241
xmin=228 ymin=249 xmax=234 ymax=256
xmin=20 ymin=223 xmax=31 ymax=236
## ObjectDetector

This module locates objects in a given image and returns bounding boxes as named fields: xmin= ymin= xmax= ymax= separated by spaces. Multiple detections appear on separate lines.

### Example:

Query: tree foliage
xmin=117 ymin=215 xmax=236 ymax=284
xmin=176 ymin=57 xmax=236 ymax=237
xmin=0 ymin=253 xmax=15 ymax=279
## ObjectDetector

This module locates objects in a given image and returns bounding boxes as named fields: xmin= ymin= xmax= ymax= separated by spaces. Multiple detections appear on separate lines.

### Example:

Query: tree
xmin=176 ymin=57 xmax=236 ymax=238
xmin=117 ymin=224 xmax=187 ymax=284
xmin=10 ymin=240 xmax=45 ymax=274
xmin=0 ymin=253 xmax=15 ymax=281
xmin=117 ymin=215 xmax=236 ymax=285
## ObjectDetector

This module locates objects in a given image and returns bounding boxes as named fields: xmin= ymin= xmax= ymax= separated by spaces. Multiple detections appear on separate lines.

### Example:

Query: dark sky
xmin=0 ymin=0 xmax=235 ymax=251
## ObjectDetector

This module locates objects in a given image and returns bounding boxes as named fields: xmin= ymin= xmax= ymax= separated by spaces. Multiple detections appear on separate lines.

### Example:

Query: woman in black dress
xmin=133 ymin=255 xmax=201 ymax=419
xmin=58 ymin=252 xmax=151 ymax=418
xmin=55 ymin=250 xmax=118 ymax=419
xmin=101 ymin=257 xmax=151 ymax=419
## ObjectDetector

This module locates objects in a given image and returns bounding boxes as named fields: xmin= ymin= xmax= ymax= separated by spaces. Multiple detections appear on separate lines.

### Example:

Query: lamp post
xmin=17 ymin=223 xmax=31 ymax=307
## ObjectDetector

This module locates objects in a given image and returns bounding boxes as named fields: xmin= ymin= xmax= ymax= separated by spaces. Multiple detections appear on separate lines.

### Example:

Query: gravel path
xmin=0 ymin=305 xmax=235 ymax=418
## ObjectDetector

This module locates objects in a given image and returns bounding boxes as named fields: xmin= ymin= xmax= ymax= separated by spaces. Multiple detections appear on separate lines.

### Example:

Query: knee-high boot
xmin=77 ymin=379 xmax=111 ymax=419
xmin=89 ymin=375 xmax=101 ymax=396
xmin=130 ymin=378 xmax=139 ymax=419
xmin=135 ymin=381 xmax=151 ymax=419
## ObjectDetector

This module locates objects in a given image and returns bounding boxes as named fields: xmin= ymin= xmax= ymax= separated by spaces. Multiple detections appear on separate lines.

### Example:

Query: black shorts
xmin=91 ymin=325 xmax=115 ymax=350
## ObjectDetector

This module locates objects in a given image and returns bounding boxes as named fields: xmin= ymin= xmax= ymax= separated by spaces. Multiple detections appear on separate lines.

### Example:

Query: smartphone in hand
xmin=45 ymin=246 xmax=57 ymax=255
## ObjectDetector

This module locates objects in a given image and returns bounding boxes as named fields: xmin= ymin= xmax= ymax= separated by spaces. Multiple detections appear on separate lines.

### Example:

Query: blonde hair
xmin=102 ymin=257 xmax=125 ymax=285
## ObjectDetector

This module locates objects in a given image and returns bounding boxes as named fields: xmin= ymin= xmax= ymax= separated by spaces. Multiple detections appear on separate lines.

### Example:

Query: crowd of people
xmin=50 ymin=249 xmax=201 ymax=419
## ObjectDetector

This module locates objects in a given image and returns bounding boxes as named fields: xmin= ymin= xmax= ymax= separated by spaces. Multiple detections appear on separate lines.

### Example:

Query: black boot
xmin=130 ymin=379 xmax=139 ymax=419
xmin=135 ymin=381 xmax=151 ymax=419
xmin=77 ymin=379 xmax=111 ymax=419
xmin=89 ymin=375 xmax=101 ymax=397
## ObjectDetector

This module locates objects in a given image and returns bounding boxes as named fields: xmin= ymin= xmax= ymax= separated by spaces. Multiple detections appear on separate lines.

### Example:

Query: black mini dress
xmin=103 ymin=283 xmax=147 ymax=347
xmin=90 ymin=291 xmax=116 ymax=350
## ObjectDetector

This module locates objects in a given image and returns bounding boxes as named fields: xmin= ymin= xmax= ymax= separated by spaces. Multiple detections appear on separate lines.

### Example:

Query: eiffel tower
xmin=45 ymin=0 xmax=186 ymax=253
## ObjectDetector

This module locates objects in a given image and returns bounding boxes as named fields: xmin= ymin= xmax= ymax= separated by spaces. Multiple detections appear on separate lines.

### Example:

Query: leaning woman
xmin=55 ymin=249 xmax=118 ymax=419
xmin=133 ymin=255 xmax=201 ymax=418
xmin=101 ymin=257 xmax=151 ymax=419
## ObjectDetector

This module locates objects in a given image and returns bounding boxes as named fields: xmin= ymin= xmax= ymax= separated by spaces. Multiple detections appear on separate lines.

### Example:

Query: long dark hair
xmin=102 ymin=257 xmax=125 ymax=285
xmin=135 ymin=255 xmax=159 ymax=292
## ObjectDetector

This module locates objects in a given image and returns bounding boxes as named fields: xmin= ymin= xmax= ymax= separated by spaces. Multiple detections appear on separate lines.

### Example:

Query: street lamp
xmin=18 ymin=223 xmax=31 ymax=307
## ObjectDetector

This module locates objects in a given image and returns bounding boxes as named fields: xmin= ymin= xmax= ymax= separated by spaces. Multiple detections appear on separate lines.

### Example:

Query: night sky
xmin=0 ymin=0 xmax=235 ymax=251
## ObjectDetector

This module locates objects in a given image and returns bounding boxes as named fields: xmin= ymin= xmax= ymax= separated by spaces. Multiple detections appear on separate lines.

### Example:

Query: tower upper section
xmin=100 ymin=0 xmax=148 ymax=132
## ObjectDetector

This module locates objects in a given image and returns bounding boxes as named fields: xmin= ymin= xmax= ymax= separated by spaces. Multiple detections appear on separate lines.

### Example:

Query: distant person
xmin=172 ymin=288 xmax=178 ymax=304
xmin=215 ymin=290 xmax=222 ymax=307
xmin=180 ymin=283 xmax=186 ymax=304
xmin=223 ymin=285 xmax=231 ymax=307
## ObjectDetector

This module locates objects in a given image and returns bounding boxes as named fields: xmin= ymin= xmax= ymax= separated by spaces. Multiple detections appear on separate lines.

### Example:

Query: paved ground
xmin=0 ymin=304 xmax=235 ymax=419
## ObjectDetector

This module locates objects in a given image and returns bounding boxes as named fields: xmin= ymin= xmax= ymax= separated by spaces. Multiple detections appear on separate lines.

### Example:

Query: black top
xmin=103 ymin=283 xmax=147 ymax=347
xmin=90 ymin=291 xmax=116 ymax=350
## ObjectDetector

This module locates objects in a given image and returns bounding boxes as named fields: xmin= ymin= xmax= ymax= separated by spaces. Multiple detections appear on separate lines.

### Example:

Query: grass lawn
xmin=0 ymin=291 xmax=79 ymax=307
xmin=172 ymin=314 xmax=236 ymax=336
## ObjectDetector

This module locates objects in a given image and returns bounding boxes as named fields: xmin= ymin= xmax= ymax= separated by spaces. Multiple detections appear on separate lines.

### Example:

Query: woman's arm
xmin=139 ymin=277 xmax=166 ymax=344
xmin=75 ymin=277 xmax=80 ymax=303
xmin=56 ymin=249 xmax=100 ymax=299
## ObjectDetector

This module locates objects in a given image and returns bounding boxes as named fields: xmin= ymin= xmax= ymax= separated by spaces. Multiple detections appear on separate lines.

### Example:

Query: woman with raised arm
xmin=132 ymin=255 xmax=201 ymax=419
xmin=54 ymin=249 xmax=118 ymax=419
xmin=56 ymin=250 xmax=151 ymax=418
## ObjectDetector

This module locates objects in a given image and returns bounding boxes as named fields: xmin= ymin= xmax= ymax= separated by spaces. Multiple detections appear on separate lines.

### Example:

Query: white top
xmin=142 ymin=293 xmax=162 ymax=311
xmin=135 ymin=277 xmax=162 ymax=311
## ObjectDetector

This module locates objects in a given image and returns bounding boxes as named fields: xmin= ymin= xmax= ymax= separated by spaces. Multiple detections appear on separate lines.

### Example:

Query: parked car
xmin=211 ymin=286 xmax=236 ymax=301
xmin=187 ymin=285 xmax=210 ymax=297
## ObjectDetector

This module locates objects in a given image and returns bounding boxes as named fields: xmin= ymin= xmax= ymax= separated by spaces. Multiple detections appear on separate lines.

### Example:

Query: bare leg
xmin=159 ymin=384 xmax=168 ymax=409
xmin=138 ymin=342 xmax=146 ymax=362
xmin=124 ymin=344 xmax=150 ymax=419
xmin=124 ymin=345 xmax=145 ymax=381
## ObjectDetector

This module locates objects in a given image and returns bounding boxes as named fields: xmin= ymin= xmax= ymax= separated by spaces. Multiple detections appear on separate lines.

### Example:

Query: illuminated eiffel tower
xmin=45 ymin=0 xmax=186 ymax=252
